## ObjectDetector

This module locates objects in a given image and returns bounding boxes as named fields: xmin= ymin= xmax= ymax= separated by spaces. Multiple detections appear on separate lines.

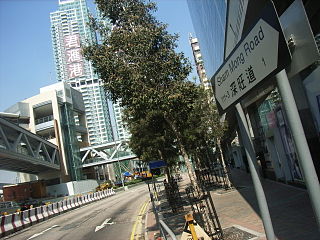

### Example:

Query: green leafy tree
xmin=124 ymin=109 xmax=179 ymax=180
xmin=83 ymin=0 xmax=202 ymax=185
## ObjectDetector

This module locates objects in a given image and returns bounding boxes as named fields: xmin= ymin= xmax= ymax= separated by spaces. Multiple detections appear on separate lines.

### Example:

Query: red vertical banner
xmin=64 ymin=34 xmax=84 ymax=79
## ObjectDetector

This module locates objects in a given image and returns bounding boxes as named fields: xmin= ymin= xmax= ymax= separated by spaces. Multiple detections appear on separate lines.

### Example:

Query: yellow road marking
xmin=130 ymin=200 xmax=149 ymax=240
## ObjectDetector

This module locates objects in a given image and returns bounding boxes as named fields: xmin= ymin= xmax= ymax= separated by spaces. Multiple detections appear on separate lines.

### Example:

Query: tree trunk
xmin=158 ymin=149 xmax=172 ymax=182
xmin=217 ymin=139 xmax=232 ymax=188
xmin=164 ymin=115 xmax=198 ymax=190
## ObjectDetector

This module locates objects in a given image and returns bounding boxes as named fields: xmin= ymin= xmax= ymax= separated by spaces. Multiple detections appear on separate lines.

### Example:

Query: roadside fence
xmin=0 ymin=188 xmax=116 ymax=238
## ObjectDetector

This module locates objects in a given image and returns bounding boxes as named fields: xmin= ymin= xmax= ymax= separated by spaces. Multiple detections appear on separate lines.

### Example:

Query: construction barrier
xmin=82 ymin=195 xmax=87 ymax=204
xmin=52 ymin=202 xmax=59 ymax=215
xmin=97 ymin=192 xmax=100 ymax=200
xmin=102 ymin=190 xmax=106 ymax=197
xmin=21 ymin=210 xmax=31 ymax=227
xmin=12 ymin=212 xmax=23 ymax=232
xmin=29 ymin=208 xmax=37 ymax=225
xmin=0 ymin=215 xmax=5 ymax=237
xmin=57 ymin=201 xmax=64 ymax=213
xmin=70 ymin=198 xmax=76 ymax=209
xmin=47 ymin=204 xmax=55 ymax=218
xmin=42 ymin=206 xmax=49 ymax=220
xmin=78 ymin=196 xmax=84 ymax=205
xmin=62 ymin=199 xmax=68 ymax=211
xmin=35 ymin=206 xmax=44 ymax=223
xmin=0 ymin=190 xmax=115 ymax=238
xmin=0 ymin=214 xmax=14 ymax=237
xmin=87 ymin=193 xmax=93 ymax=203
xmin=74 ymin=197 xmax=80 ymax=207
xmin=80 ymin=195 xmax=85 ymax=205
xmin=93 ymin=193 xmax=97 ymax=201
xmin=66 ymin=199 xmax=72 ymax=210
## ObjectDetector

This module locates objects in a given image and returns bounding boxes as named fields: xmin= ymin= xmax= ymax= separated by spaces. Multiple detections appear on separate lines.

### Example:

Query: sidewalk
xmin=145 ymin=169 xmax=319 ymax=240
xmin=213 ymin=169 xmax=319 ymax=240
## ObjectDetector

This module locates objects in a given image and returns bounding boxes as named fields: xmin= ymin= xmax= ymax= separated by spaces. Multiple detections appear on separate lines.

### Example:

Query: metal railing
xmin=35 ymin=115 xmax=54 ymax=125
xmin=159 ymin=220 xmax=178 ymax=240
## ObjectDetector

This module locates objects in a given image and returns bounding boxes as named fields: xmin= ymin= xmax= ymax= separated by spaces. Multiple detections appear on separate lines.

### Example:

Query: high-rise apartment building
xmin=112 ymin=102 xmax=131 ymax=141
xmin=189 ymin=35 xmax=210 ymax=90
xmin=50 ymin=0 xmax=114 ymax=146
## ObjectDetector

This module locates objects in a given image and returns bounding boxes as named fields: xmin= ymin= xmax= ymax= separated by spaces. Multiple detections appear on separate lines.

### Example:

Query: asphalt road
xmin=6 ymin=184 xmax=150 ymax=240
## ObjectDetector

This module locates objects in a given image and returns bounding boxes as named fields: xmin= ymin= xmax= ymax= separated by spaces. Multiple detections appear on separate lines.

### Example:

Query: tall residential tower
xmin=50 ymin=0 xmax=114 ymax=146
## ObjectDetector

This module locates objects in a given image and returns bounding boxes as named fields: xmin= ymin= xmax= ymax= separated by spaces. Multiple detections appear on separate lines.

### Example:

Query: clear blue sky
xmin=0 ymin=0 xmax=196 ymax=112
xmin=0 ymin=0 xmax=196 ymax=183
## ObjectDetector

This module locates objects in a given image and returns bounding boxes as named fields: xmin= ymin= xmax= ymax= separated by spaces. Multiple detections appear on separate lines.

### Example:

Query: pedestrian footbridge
xmin=0 ymin=117 xmax=60 ymax=174
xmin=80 ymin=140 xmax=137 ymax=168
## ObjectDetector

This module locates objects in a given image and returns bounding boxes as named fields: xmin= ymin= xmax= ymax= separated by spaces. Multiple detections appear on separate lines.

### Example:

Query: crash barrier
xmin=12 ymin=212 xmax=23 ymax=232
xmin=0 ymin=188 xmax=115 ymax=237
xmin=42 ymin=206 xmax=49 ymax=220
xmin=21 ymin=210 xmax=31 ymax=227
xmin=29 ymin=208 xmax=37 ymax=225
xmin=52 ymin=202 xmax=59 ymax=215
xmin=47 ymin=204 xmax=55 ymax=218
xmin=35 ymin=206 xmax=44 ymax=223
xmin=0 ymin=214 xmax=14 ymax=237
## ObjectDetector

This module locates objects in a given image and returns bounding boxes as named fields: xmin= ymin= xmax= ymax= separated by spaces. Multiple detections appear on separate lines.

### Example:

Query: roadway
xmin=6 ymin=184 xmax=150 ymax=240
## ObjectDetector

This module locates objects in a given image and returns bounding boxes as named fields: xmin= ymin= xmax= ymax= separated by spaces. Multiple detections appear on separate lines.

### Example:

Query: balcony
xmin=35 ymin=115 xmax=54 ymax=132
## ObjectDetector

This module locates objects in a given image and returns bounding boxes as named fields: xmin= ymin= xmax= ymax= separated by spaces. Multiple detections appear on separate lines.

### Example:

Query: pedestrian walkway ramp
xmin=0 ymin=117 xmax=60 ymax=174
xmin=80 ymin=140 xmax=137 ymax=168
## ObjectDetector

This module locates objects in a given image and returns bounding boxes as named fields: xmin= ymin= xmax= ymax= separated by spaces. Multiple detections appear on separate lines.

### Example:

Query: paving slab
xmin=144 ymin=169 xmax=319 ymax=240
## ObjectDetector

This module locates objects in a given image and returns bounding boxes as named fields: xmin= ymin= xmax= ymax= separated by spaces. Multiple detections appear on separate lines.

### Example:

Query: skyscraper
xmin=189 ymin=35 xmax=210 ymax=90
xmin=50 ymin=0 xmax=114 ymax=146
xmin=187 ymin=0 xmax=227 ymax=79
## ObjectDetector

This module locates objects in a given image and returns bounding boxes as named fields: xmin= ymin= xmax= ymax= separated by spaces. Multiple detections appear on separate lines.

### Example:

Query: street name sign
xmin=212 ymin=2 xmax=291 ymax=113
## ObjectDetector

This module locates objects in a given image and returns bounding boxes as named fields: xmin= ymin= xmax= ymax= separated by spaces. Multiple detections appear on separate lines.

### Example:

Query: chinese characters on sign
xmin=64 ymin=34 xmax=84 ymax=79
xmin=66 ymin=48 xmax=82 ymax=63
xmin=221 ymin=65 xmax=257 ymax=103
xmin=64 ymin=34 xmax=80 ymax=49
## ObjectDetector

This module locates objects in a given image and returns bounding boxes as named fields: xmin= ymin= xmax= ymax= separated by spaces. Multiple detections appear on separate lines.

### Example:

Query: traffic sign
xmin=212 ymin=2 xmax=291 ymax=113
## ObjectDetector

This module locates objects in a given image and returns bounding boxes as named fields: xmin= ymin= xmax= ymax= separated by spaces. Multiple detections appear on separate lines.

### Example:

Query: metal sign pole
xmin=235 ymin=103 xmax=276 ymax=240
xmin=276 ymin=69 xmax=320 ymax=230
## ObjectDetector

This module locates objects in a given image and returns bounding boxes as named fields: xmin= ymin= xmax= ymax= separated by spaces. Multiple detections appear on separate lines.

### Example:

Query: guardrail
xmin=0 ymin=188 xmax=116 ymax=238
xmin=159 ymin=220 xmax=177 ymax=240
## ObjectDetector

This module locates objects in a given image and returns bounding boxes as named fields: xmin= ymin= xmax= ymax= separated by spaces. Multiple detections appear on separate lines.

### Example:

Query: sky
xmin=0 ymin=0 xmax=197 ymax=112
xmin=0 ymin=0 xmax=196 ymax=183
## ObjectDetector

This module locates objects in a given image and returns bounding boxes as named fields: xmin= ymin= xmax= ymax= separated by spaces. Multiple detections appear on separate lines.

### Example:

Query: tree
xmin=83 ymin=0 xmax=204 ymax=186
xmin=124 ymin=109 xmax=179 ymax=181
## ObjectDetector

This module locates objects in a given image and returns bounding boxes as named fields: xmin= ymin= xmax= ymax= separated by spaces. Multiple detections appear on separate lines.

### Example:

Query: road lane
xmin=6 ymin=184 xmax=149 ymax=240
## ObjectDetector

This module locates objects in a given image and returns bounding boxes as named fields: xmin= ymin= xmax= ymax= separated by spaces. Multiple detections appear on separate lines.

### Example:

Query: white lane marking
xmin=27 ymin=225 xmax=59 ymax=240
xmin=95 ymin=218 xmax=114 ymax=232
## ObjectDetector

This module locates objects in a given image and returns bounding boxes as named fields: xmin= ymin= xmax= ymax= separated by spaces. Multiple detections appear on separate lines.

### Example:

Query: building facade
xmin=189 ymin=35 xmax=210 ymax=90
xmin=112 ymin=102 xmax=131 ymax=141
xmin=187 ymin=0 xmax=227 ymax=79
xmin=5 ymin=82 xmax=88 ymax=182
xmin=50 ymin=0 xmax=114 ymax=146
xmin=187 ymin=0 xmax=320 ymax=183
